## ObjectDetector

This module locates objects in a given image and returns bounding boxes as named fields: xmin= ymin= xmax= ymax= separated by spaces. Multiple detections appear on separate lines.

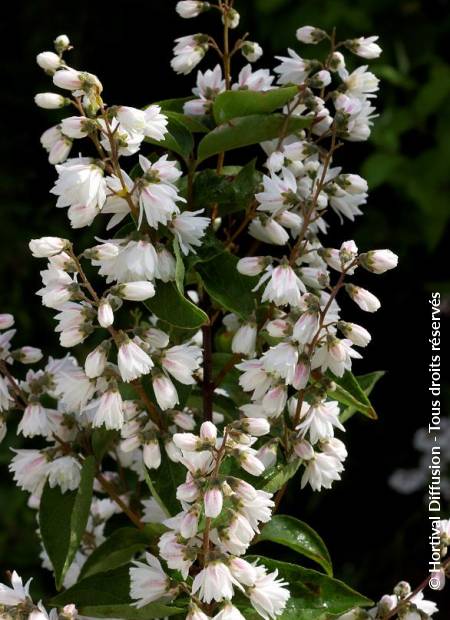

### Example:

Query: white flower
xmin=137 ymin=155 xmax=185 ymax=229
xmin=0 ymin=571 xmax=31 ymax=606
xmin=35 ymin=93 xmax=68 ymax=109
xmin=275 ymin=49 xmax=310 ymax=84
xmin=232 ymin=323 xmax=257 ymax=356
xmin=409 ymin=590 xmax=439 ymax=617
xmin=9 ymin=449 xmax=49 ymax=494
xmin=184 ymin=64 xmax=225 ymax=115
xmin=90 ymin=389 xmax=124 ymax=430
xmin=213 ymin=603 xmax=246 ymax=620
xmin=176 ymin=1 xmax=209 ymax=18
xmin=142 ymin=497 xmax=167 ymax=523
xmin=37 ymin=266 xmax=74 ymax=309
xmin=262 ymin=342 xmax=298 ymax=385
xmin=47 ymin=455 xmax=82 ymax=492
xmin=29 ymin=236 xmax=68 ymax=258
xmin=51 ymin=157 xmax=107 ymax=211
xmin=192 ymin=561 xmax=241 ymax=604
xmin=296 ymin=26 xmax=326 ymax=44
xmin=18 ymin=403 xmax=56 ymax=438
xmin=15 ymin=346 xmax=43 ymax=364
xmin=99 ymin=117 xmax=142 ymax=157
xmin=0 ymin=314 xmax=14 ymax=329
xmin=229 ymin=557 xmax=257 ymax=586
xmin=293 ymin=312 xmax=320 ymax=344
xmin=296 ymin=400 xmax=344 ymax=444
xmin=188 ymin=604 xmax=210 ymax=620
xmin=204 ymin=487 xmax=223 ymax=518
xmin=130 ymin=553 xmax=170 ymax=607
xmin=242 ymin=41 xmax=263 ymax=63
xmin=118 ymin=281 xmax=155 ymax=301
xmin=54 ymin=364 xmax=95 ymax=411
xmin=116 ymin=105 xmax=168 ymax=141
xmin=258 ymin=264 xmax=305 ymax=307
xmin=301 ymin=451 xmax=343 ymax=491
xmin=342 ymin=65 xmax=379 ymax=99
xmin=162 ymin=344 xmax=201 ymax=384
xmin=239 ymin=448 xmax=266 ymax=476
xmin=241 ymin=418 xmax=270 ymax=437
xmin=311 ymin=337 xmax=362 ymax=377
xmin=237 ymin=359 xmax=272 ymax=401
xmin=249 ymin=218 xmax=289 ymax=245
xmin=40 ymin=126 xmax=72 ymax=164
xmin=249 ymin=565 xmax=290 ymax=620
xmin=346 ymin=36 xmax=382 ymax=59
xmin=0 ymin=376 xmax=12 ymax=412
xmin=338 ymin=322 xmax=371 ymax=347
xmin=360 ymin=249 xmax=398 ymax=274
xmin=346 ymin=284 xmax=381 ymax=312
xmin=171 ymin=34 xmax=208 ymax=75
xmin=118 ymin=340 xmax=154 ymax=382
xmin=234 ymin=65 xmax=274 ymax=91
xmin=153 ymin=374 xmax=179 ymax=410
xmin=256 ymin=169 xmax=298 ymax=215
xmin=170 ymin=210 xmax=209 ymax=255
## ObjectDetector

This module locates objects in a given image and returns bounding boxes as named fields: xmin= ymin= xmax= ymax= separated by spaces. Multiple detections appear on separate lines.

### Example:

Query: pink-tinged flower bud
xmin=173 ymin=411 xmax=195 ymax=430
xmin=29 ymin=236 xmax=68 ymax=258
xmin=360 ymin=249 xmax=398 ymax=274
xmin=292 ymin=359 xmax=310 ymax=390
xmin=85 ymin=346 xmax=107 ymax=378
xmin=98 ymin=300 xmax=114 ymax=327
xmin=60 ymin=328 xmax=86 ymax=348
xmin=430 ymin=568 xmax=446 ymax=591
xmin=266 ymin=318 xmax=290 ymax=338
xmin=35 ymin=93 xmax=68 ymax=109
xmin=176 ymin=1 xmax=210 ymax=18
xmin=200 ymin=421 xmax=217 ymax=442
xmin=177 ymin=479 xmax=200 ymax=502
xmin=153 ymin=374 xmax=179 ymax=410
xmin=15 ymin=346 xmax=43 ymax=364
xmin=346 ymin=284 xmax=381 ymax=313
xmin=180 ymin=507 xmax=199 ymax=538
xmin=61 ymin=116 xmax=90 ymax=139
xmin=36 ymin=51 xmax=62 ymax=73
xmin=53 ymin=69 xmax=82 ymax=90
xmin=229 ymin=557 xmax=257 ymax=586
xmin=165 ymin=439 xmax=182 ymax=462
xmin=338 ymin=321 xmax=371 ymax=347
xmin=88 ymin=242 xmax=119 ymax=260
xmin=54 ymin=34 xmax=70 ymax=53
xmin=172 ymin=432 xmax=199 ymax=452
xmin=0 ymin=314 xmax=14 ymax=330
xmin=237 ymin=256 xmax=267 ymax=276
xmin=118 ymin=281 xmax=155 ymax=301
xmin=296 ymin=26 xmax=326 ymax=44
xmin=293 ymin=312 xmax=319 ymax=344
xmin=231 ymin=322 xmax=257 ymax=356
xmin=294 ymin=439 xmax=314 ymax=460
xmin=240 ymin=452 xmax=265 ymax=476
xmin=241 ymin=417 xmax=270 ymax=437
xmin=256 ymin=441 xmax=278 ymax=469
xmin=204 ymin=487 xmax=223 ymax=518
xmin=143 ymin=440 xmax=161 ymax=469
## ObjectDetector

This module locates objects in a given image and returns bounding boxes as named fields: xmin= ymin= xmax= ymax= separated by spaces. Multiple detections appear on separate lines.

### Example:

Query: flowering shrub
xmin=0 ymin=2 xmax=448 ymax=620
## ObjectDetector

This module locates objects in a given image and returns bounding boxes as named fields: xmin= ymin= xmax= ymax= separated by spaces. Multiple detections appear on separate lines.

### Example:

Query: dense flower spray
xmin=0 ymin=3 xmax=446 ymax=620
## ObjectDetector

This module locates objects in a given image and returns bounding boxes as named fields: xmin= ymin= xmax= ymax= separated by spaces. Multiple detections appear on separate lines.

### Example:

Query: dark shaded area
xmin=0 ymin=0 xmax=449 ymax=612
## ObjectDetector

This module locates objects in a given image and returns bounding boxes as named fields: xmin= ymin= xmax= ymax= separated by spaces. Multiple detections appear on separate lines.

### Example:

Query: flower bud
xmin=117 ymin=281 xmax=156 ymax=301
xmin=294 ymin=439 xmax=314 ymax=460
xmin=29 ymin=237 xmax=68 ymax=258
xmin=345 ymin=284 xmax=380 ymax=313
xmin=329 ymin=51 xmax=345 ymax=72
xmin=241 ymin=41 xmax=263 ymax=62
xmin=204 ymin=487 xmax=223 ymax=518
xmin=87 ymin=242 xmax=119 ymax=261
xmin=222 ymin=7 xmax=240 ymax=29
xmin=293 ymin=312 xmax=319 ymax=344
xmin=173 ymin=432 xmax=199 ymax=452
xmin=345 ymin=36 xmax=382 ymax=59
xmin=237 ymin=256 xmax=268 ymax=276
xmin=296 ymin=26 xmax=327 ymax=44
xmin=240 ymin=417 xmax=270 ymax=437
xmin=53 ymin=69 xmax=82 ymax=91
xmin=240 ymin=452 xmax=265 ymax=476
xmin=393 ymin=581 xmax=411 ymax=598
xmin=36 ymin=51 xmax=62 ymax=73
xmin=231 ymin=322 xmax=257 ymax=356
xmin=35 ymin=93 xmax=68 ymax=109
xmin=180 ymin=507 xmax=199 ymax=538
xmin=256 ymin=441 xmax=278 ymax=469
xmin=84 ymin=345 xmax=108 ymax=378
xmin=152 ymin=374 xmax=178 ymax=410
xmin=98 ymin=300 xmax=114 ymax=327
xmin=176 ymin=1 xmax=210 ymax=18
xmin=229 ymin=557 xmax=257 ymax=586
xmin=54 ymin=34 xmax=70 ymax=53
xmin=61 ymin=116 xmax=90 ymax=139
xmin=0 ymin=314 xmax=14 ymax=330
xmin=338 ymin=321 xmax=371 ymax=347
xmin=309 ymin=70 xmax=331 ymax=88
xmin=200 ymin=421 xmax=217 ymax=442
xmin=359 ymin=249 xmax=398 ymax=274
xmin=13 ymin=346 xmax=43 ymax=364
xmin=292 ymin=359 xmax=310 ymax=390
xmin=143 ymin=440 xmax=161 ymax=469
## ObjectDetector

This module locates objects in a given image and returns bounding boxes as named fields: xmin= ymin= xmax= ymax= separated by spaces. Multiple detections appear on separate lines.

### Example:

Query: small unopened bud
xmin=204 ymin=487 xmax=223 ymax=518
xmin=346 ymin=284 xmax=381 ymax=313
xmin=98 ymin=300 xmax=114 ymax=328
xmin=143 ymin=439 xmax=161 ymax=469
xmin=359 ymin=249 xmax=398 ymax=274
xmin=84 ymin=345 xmax=108 ymax=378
xmin=53 ymin=69 xmax=82 ymax=91
xmin=296 ymin=26 xmax=327 ymax=44
xmin=54 ymin=34 xmax=71 ymax=53
xmin=117 ymin=281 xmax=156 ymax=302
xmin=200 ymin=421 xmax=217 ymax=443
xmin=240 ymin=417 xmax=270 ymax=437
xmin=176 ymin=1 xmax=210 ymax=18
xmin=237 ymin=256 xmax=268 ymax=276
xmin=35 ymin=93 xmax=69 ymax=109
xmin=13 ymin=346 xmax=43 ymax=364
xmin=37 ymin=51 xmax=62 ymax=74
xmin=393 ymin=580 xmax=411 ymax=598
xmin=0 ymin=314 xmax=14 ymax=330
xmin=241 ymin=41 xmax=263 ymax=63
xmin=29 ymin=236 xmax=68 ymax=258
xmin=222 ymin=7 xmax=240 ymax=29
xmin=329 ymin=51 xmax=345 ymax=72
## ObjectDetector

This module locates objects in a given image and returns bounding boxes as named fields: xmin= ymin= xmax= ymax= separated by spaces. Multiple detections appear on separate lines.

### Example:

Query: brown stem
xmin=0 ymin=361 xmax=27 ymax=410
xmin=202 ymin=322 xmax=214 ymax=422
xmin=96 ymin=472 xmax=144 ymax=530
xmin=212 ymin=353 xmax=241 ymax=389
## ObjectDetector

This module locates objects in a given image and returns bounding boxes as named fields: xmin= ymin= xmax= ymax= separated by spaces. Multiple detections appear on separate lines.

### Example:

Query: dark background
xmin=1 ymin=0 xmax=449 ymax=613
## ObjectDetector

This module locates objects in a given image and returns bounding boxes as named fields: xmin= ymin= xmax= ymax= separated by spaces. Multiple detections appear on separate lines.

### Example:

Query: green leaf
xmin=197 ymin=114 xmax=311 ymax=163
xmin=329 ymin=371 xmax=381 ymax=420
xmin=213 ymin=86 xmax=299 ymax=124
xmin=79 ymin=525 xmax=166 ymax=579
xmin=196 ymin=251 xmax=257 ymax=317
xmin=144 ymin=450 xmax=184 ymax=517
xmin=254 ymin=515 xmax=333 ymax=576
xmin=339 ymin=371 xmax=385 ymax=423
xmin=173 ymin=237 xmax=185 ymax=294
xmin=193 ymin=160 xmax=261 ymax=216
xmin=40 ymin=456 xmax=95 ymax=590
xmin=155 ymin=96 xmax=194 ymax=113
xmin=261 ymin=459 xmax=301 ymax=493
xmin=144 ymin=282 xmax=208 ymax=329
xmin=145 ymin=116 xmax=193 ymax=161
xmin=212 ymin=352 xmax=245 ymax=404
xmin=78 ymin=603 xmax=184 ymax=619
xmin=244 ymin=557 xmax=372 ymax=620
xmin=166 ymin=110 xmax=209 ymax=133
